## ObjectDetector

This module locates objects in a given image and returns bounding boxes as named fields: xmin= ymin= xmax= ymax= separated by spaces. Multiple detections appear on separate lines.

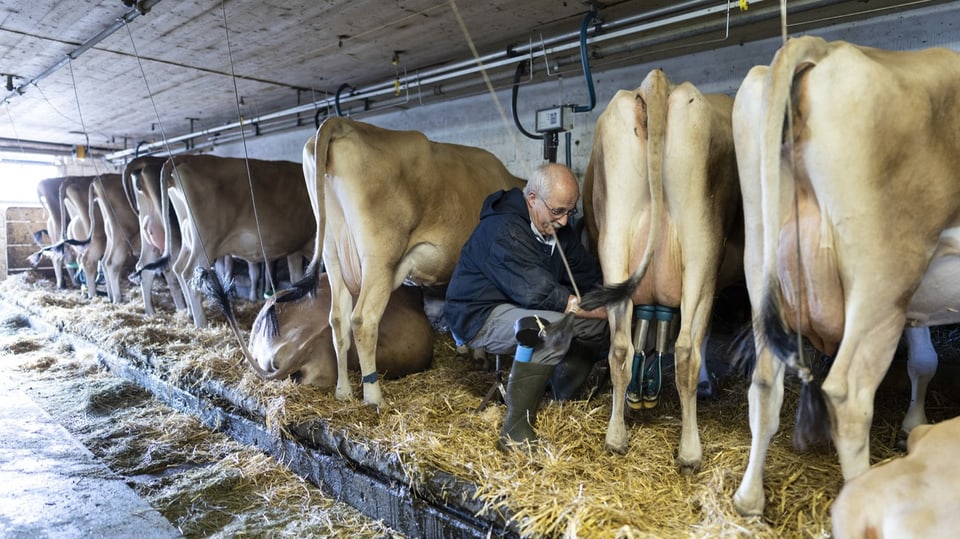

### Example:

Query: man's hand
xmin=566 ymin=295 xmax=607 ymax=319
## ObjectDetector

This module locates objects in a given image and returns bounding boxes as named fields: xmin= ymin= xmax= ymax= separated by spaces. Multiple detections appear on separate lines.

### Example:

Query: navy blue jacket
xmin=444 ymin=187 xmax=603 ymax=345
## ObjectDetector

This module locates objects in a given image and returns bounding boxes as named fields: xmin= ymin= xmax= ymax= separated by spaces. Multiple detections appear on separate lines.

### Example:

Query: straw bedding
xmin=1 ymin=271 xmax=957 ymax=538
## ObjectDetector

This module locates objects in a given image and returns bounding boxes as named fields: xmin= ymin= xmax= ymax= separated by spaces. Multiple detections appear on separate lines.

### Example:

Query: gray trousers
xmin=467 ymin=304 xmax=608 ymax=365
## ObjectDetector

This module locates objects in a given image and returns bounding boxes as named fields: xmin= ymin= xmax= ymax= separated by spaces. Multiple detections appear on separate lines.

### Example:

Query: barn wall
xmin=211 ymin=3 xmax=960 ymax=183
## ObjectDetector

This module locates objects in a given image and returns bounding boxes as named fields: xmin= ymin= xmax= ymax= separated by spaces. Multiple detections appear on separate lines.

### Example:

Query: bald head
xmin=524 ymin=163 xmax=581 ymax=235
xmin=523 ymin=163 xmax=580 ymax=201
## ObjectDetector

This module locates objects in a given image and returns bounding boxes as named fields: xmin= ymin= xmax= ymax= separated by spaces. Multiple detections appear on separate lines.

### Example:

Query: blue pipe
xmin=571 ymin=10 xmax=600 ymax=114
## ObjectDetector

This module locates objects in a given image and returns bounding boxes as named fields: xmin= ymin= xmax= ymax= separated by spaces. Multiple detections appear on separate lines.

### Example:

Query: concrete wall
xmin=212 ymin=3 xmax=960 ymax=182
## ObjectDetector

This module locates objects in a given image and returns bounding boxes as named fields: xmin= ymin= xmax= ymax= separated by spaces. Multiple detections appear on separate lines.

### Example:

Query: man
xmin=444 ymin=163 xmax=608 ymax=450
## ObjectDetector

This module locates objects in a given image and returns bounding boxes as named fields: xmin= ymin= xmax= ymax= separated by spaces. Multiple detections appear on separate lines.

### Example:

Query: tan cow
xmin=30 ymin=177 xmax=77 ymax=288
xmin=59 ymin=176 xmax=103 ymax=298
xmin=89 ymin=173 xmax=141 ymax=303
xmin=122 ymin=156 xmax=186 ymax=314
xmin=580 ymin=69 xmax=742 ymax=468
xmin=246 ymin=273 xmax=433 ymax=388
xmin=285 ymin=117 xmax=525 ymax=405
xmin=152 ymin=155 xmax=315 ymax=328
xmin=832 ymin=416 xmax=960 ymax=539
xmin=730 ymin=36 xmax=960 ymax=516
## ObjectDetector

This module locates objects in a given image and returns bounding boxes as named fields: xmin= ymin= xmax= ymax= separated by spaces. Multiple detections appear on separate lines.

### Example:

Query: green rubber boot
xmin=551 ymin=342 xmax=600 ymax=401
xmin=497 ymin=361 xmax=555 ymax=452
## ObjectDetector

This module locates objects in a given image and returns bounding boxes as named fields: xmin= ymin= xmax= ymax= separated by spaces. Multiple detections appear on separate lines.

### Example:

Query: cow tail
xmin=192 ymin=265 xmax=235 ymax=322
xmin=193 ymin=265 xmax=274 ymax=378
xmin=120 ymin=160 xmax=139 ymax=216
xmin=580 ymin=71 xmax=670 ymax=311
xmin=758 ymin=36 xmax=832 ymax=451
xmin=290 ymin=116 xmax=341 ymax=303
xmin=58 ymin=177 xmax=69 ymax=243
xmin=27 ymin=250 xmax=43 ymax=267
xmin=280 ymin=263 xmax=319 ymax=304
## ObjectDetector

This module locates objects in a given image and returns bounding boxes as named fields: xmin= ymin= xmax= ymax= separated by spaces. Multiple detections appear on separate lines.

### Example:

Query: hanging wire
xmin=67 ymin=59 xmax=138 ymax=258
xmin=123 ymin=19 xmax=213 ymax=271
xmin=221 ymin=0 xmax=276 ymax=297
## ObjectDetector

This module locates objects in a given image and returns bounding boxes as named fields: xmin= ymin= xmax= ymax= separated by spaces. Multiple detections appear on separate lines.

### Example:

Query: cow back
xmin=165 ymin=154 xmax=315 ymax=263
xmin=316 ymin=117 xmax=525 ymax=293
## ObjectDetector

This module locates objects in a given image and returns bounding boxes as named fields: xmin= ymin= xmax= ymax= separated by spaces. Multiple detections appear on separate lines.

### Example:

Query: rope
xmin=221 ymin=0 xmax=275 ymax=297
xmin=448 ymin=0 xmax=518 ymax=155
xmin=555 ymin=240 xmax=581 ymax=302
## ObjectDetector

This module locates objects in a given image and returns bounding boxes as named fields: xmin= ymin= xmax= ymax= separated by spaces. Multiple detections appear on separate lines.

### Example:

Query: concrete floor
xmin=0 ymin=372 xmax=181 ymax=538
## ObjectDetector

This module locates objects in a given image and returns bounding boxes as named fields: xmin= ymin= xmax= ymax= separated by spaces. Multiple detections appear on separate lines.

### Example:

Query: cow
xmin=59 ymin=176 xmax=103 ymax=297
xmin=122 ymin=156 xmax=186 ymax=315
xmin=579 ymin=69 xmax=742 ymax=470
xmin=29 ymin=177 xmax=77 ymax=288
xmin=831 ymin=415 xmax=960 ymax=539
xmin=88 ymin=173 xmax=141 ymax=303
xmin=240 ymin=273 xmax=433 ymax=387
xmin=149 ymin=155 xmax=315 ymax=328
xmin=729 ymin=36 xmax=960 ymax=516
xmin=282 ymin=117 xmax=525 ymax=406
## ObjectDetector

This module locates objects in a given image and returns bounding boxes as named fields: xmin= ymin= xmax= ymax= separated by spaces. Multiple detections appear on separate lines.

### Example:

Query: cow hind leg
xmin=140 ymin=269 xmax=157 ymax=315
xmin=286 ymin=253 xmax=304 ymax=284
xmin=247 ymin=261 xmax=262 ymax=301
xmin=324 ymin=254 xmax=355 ymax=401
xmin=352 ymin=277 xmax=396 ymax=407
xmin=733 ymin=343 xmax=786 ymax=516
xmin=164 ymin=270 xmax=187 ymax=310
xmin=605 ymin=301 xmax=633 ymax=454
xmin=899 ymin=326 xmax=937 ymax=449
xmin=822 ymin=318 xmax=904 ymax=481
xmin=674 ymin=299 xmax=713 ymax=473
xmin=174 ymin=249 xmax=205 ymax=327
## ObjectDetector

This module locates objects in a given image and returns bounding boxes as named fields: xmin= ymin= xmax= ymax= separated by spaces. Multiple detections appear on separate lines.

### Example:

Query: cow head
xmin=248 ymin=274 xmax=435 ymax=390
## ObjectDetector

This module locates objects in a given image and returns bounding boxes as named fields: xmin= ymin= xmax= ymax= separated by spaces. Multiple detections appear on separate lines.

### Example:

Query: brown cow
xmin=832 ymin=416 xmax=960 ymax=539
xmin=153 ymin=155 xmax=315 ymax=328
xmin=30 ymin=177 xmax=77 ymax=288
xmin=730 ymin=36 xmax=960 ymax=516
xmin=59 ymin=176 xmax=103 ymax=298
xmin=89 ymin=173 xmax=141 ymax=303
xmin=122 ymin=156 xmax=186 ymax=315
xmin=286 ymin=117 xmax=525 ymax=405
xmin=247 ymin=273 xmax=433 ymax=388
xmin=580 ymin=69 xmax=742 ymax=469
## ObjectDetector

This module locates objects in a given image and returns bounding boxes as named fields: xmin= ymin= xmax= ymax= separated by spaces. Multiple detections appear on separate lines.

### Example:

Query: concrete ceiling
xmin=0 ymin=0 xmax=948 ymax=159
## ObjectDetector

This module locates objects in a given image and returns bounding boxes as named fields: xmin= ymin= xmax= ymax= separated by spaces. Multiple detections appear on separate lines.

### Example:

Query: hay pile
xmin=1 ymin=272 xmax=956 ymax=538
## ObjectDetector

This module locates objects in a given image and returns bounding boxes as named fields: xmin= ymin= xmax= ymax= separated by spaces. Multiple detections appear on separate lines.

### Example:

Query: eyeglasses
xmin=537 ymin=194 xmax=578 ymax=218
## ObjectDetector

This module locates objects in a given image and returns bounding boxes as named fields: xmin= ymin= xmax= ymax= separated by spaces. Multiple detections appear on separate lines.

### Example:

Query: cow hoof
xmin=895 ymin=429 xmax=909 ymax=452
xmin=676 ymin=459 xmax=700 ymax=475
xmin=732 ymin=492 xmax=764 ymax=517
xmin=697 ymin=380 xmax=714 ymax=400
xmin=604 ymin=441 xmax=629 ymax=455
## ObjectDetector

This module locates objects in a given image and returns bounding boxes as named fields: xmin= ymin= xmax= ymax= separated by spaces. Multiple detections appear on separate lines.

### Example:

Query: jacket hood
xmin=479 ymin=188 xmax=529 ymax=221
